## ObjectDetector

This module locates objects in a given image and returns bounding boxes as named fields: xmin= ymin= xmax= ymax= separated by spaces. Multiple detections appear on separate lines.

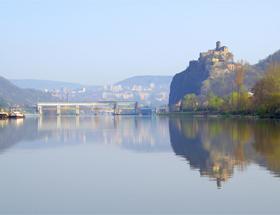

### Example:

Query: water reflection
xmin=0 ymin=118 xmax=44 ymax=154
xmin=169 ymin=117 xmax=280 ymax=187
xmin=0 ymin=116 xmax=171 ymax=153
xmin=0 ymin=116 xmax=280 ymax=188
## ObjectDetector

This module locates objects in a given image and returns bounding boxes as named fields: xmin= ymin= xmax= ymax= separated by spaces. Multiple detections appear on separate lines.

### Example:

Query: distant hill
xmin=115 ymin=75 xmax=172 ymax=88
xmin=0 ymin=76 xmax=56 ymax=107
xmin=241 ymin=49 xmax=280 ymax=90
xmin=254 ymin=49 xmax=280 ymax=72
xmin=11 ymin=79 xmax=86 ymax=90
xmin=113 ymin=75 xmax=172 ymax=106
xmin=11 ymin=76 xmax=173 ymax=91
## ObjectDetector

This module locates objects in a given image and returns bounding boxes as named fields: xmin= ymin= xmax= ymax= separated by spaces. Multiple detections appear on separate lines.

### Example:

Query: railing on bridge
xmin=37 ymin=101 xmax=138 ymax=115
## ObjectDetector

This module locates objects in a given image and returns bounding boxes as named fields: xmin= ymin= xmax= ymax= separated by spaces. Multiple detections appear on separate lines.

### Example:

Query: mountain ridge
xmin=115 ymin=75 xmax=172 ymax=88
xmin=11 ymin=79 xmax=89 ymax=90
xmin=0 ymin=76 xmax=56 ymax=107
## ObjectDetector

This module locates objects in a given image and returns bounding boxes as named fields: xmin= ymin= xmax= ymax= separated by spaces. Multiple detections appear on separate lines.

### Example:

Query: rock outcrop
xmin=169 ymin=42 xmax=280 ymax=110
xmin=169 ymin=41 xmax=237 ymax=108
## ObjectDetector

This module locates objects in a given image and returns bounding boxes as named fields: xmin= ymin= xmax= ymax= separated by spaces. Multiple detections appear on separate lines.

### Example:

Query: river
xmin=0 ymin=116 xmax=279 ymax=214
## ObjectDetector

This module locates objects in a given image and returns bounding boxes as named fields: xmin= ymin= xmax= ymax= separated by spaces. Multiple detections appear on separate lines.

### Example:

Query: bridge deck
xmin=38 ymin=101 xmax=137 ymax=106
xmin=37 ymin=101 xmax=138 ymax=115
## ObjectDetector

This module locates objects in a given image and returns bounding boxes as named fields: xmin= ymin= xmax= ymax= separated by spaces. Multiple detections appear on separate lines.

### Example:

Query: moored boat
xmin=0 ymin=112 xmax=9 ymax=119
xmin=9 ymin=111 xmax=25 ymax=119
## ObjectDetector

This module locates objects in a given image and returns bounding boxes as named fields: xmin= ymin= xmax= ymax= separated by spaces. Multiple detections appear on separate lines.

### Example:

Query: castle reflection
xmin=0 ymin=116 xmax=280 ymax=188
xmin=169 ymin=117 xmax=280 ymax=188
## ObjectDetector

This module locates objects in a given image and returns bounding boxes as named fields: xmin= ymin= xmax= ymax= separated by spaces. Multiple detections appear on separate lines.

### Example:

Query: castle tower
xmin=216 ymin=41 xmax=221 ymax=50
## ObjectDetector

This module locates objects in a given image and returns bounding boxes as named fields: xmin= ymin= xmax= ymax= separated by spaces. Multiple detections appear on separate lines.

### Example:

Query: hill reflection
xmin=1 ymin=116 xmax=280 ymax=187
xmin=169 ymin=117 xmax=280 ymax=187
xmin=0 ymin=116 xmax=171 ymax=153
xmin=38 ymin=116 xmax=171 ymax=152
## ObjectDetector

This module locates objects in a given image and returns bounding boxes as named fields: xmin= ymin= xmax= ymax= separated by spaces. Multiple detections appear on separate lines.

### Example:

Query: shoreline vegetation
xmin=158 ymin=111 xmax=280 ymax=119
xmin=168 ymin=63 xmax=280 ymax=119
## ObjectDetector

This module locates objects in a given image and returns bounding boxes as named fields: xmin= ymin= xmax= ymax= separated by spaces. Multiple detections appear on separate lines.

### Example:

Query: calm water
xmin=0 ymin=116 xmax=280 ymax=214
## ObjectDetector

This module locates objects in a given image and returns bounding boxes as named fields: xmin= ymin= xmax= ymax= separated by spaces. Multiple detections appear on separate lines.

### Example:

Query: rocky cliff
xmin=169 ymin=41 xmax=236 ymax=107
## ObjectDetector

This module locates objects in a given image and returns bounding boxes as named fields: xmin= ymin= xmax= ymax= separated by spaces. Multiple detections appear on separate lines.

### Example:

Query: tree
xmin=238 ymin=91 xmax=252 ymax=111
xmin=235 ymin=61 xmax=247 ymax=109
xmin=207 ymin=93 xmax=224 ymax=111
xmin=223 ymin=91 xmax=251 ymax=112
xmin=253 ymin=63 xmax=280 ymax=114
xmin=182 ymin=94 xmax=199 ymax=111
xmin=235 ymin=64 xmax=245 ymax=91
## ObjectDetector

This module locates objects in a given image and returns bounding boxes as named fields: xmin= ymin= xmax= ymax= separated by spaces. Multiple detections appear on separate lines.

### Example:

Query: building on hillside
xmin=199 ymin=41 xmax=234 ymax=64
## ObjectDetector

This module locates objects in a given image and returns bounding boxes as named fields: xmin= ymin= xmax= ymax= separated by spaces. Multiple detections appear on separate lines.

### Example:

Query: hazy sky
xmin=0 ymin=0 xmax=279 ymax=85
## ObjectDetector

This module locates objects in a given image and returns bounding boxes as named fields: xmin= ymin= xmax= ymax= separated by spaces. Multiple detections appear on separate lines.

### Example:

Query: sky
xmin=0 ymin=0 xmax=280 ymax=85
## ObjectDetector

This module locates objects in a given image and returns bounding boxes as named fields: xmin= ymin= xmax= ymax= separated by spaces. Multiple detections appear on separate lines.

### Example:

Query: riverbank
xmin=157 ymin=111 xmax=280 ymax=119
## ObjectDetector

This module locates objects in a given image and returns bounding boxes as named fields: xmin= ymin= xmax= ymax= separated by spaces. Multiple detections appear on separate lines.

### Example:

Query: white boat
xmin=9 ymin=111 xmax=25 ymax=119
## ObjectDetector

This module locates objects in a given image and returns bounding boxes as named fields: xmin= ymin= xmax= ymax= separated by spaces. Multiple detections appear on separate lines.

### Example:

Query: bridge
xmin=37 ymin=101 xmax=138 ymax=115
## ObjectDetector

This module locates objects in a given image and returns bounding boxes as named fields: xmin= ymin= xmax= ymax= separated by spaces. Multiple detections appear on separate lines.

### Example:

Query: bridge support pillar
xmin=38 ymin=105 xmax=43 ymax=115
xmin=135 ymin=102 xmax=138 ymax=114
xmin=57 ymin=105 xmax=61 ymax=115
xmin=113 ymin=103 xmax=119 ymax=115
xmin=75 ymin=105 xmax=80 ymax=115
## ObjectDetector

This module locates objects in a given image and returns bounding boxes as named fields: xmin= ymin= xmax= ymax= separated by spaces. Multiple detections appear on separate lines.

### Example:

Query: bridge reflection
xmin=37 ymin=116 xmax=171 ymax=152
xmin=0 ymin=116 xmax=280 ymax=188
xmin=0 ymin=116 xmax=171 ymax=153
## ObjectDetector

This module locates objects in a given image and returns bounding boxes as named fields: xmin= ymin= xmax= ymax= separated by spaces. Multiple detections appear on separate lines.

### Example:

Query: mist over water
xmin=0 ymin=116 xmax=280 ymax=213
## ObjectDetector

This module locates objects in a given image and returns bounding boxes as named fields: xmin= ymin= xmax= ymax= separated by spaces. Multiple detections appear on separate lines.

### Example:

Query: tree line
xmin=180 ymin=63 xmax=280 ymax=117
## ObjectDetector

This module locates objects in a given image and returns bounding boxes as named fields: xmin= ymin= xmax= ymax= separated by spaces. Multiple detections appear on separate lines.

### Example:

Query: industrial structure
xmin=37 ymin=101 xmax=138 ymax=115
